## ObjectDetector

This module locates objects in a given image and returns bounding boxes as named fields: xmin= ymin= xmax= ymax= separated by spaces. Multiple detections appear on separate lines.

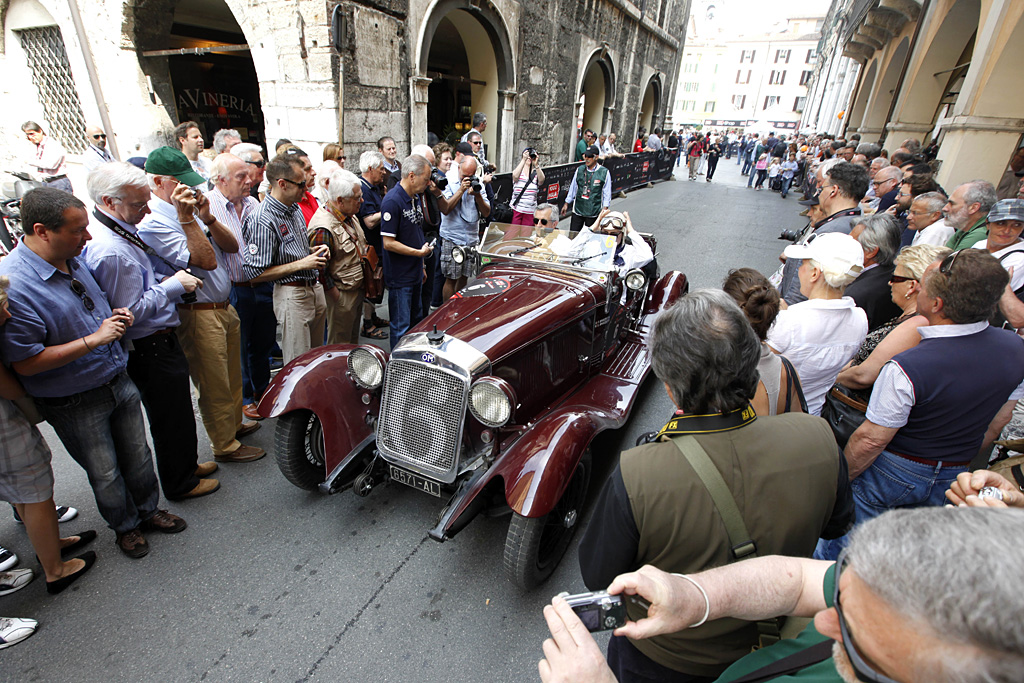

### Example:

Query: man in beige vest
xmin=578 ymin=289 xmax=854 ymax=683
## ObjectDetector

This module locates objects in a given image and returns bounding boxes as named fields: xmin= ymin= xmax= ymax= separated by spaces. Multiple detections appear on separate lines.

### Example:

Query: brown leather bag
xmin=340 ymin=218 xmax=383 ymax=301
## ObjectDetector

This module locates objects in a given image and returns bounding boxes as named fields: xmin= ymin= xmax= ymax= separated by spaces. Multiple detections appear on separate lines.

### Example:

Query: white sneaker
xmin=11 ymin=503 xmax=78 ymax=524
xmin=0 ymin=546 xmax=17 ymax=572
xmin=0 ymin=568 xmax=33 ymax=597
xmin=0 ymin=617 xmax=37 ymax=650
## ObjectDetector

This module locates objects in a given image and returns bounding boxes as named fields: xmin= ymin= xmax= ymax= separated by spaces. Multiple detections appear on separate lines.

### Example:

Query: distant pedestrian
xmin=21 ymin=122 xmax=72 ymax=194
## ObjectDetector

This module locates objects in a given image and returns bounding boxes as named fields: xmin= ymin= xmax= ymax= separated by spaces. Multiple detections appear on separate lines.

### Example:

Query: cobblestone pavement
xmin=0 ymin=159 xmax=805 ymax=682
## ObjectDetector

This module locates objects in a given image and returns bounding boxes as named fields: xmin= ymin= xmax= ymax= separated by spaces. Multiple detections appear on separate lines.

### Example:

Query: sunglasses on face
xmin=70 ymin=279 xmax=95 ymax=311
xmin=833 ymin=550 xmax=900 ymax=683
xmin=532 ymin=218 xmax=551 ymax=226
xmin=246 ymin=159 xmax=266 ymax=168
xmin=279 ymin=177 xmax=306 ymax=189
xmin=471 ymin=141 xmax=482 ymax=145
xmin=92 ymin=134 xmax=107 ymax=140
xmin=889 ymin=275 xmax=917 ymax=284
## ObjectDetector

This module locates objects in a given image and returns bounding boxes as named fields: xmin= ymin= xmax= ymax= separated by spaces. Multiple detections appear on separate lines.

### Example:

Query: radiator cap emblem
xmin=427 ymin=325 xmax=445 ymax=346
xmin=421 ymin=352 xmax=435 ymax=363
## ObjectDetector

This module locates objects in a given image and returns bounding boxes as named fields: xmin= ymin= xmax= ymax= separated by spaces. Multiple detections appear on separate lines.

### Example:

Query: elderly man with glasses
xmin=0 ymin=188 xmax=188 ymax=559
xmin=539 ymin=508 xmax=1024 ymax=683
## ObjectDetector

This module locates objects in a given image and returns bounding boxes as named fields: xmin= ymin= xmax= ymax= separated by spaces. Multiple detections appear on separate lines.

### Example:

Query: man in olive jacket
xmin=578 ymin=289 xmax=854 ymax=683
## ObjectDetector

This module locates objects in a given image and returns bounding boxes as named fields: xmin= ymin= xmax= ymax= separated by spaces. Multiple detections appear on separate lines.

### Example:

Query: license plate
xmin=389 ymin=465 xmax=442 ymax=497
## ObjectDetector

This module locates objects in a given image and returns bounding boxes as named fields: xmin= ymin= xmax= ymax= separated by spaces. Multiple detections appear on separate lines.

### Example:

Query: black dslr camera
xmin=429 ymin=168 xmax=448 ymax=190
xmin=560 ymin=591 xmax=628 ymax=633
xmin=525 ymin=147 xmax=538 ymax=160
xmin=469 ymin=177 xmax=482 ymax=194
xmin=779 ymin=228 xmax=802 ymax=242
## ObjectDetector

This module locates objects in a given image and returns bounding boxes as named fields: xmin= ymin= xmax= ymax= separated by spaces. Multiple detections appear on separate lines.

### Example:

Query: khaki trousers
xmin=176 ymin=306 xmax=244 ymax=456
xmin=327 ymin=287 xmax=365 ymax=345
xmin=273 ymin=283 xmax=327 ymax=363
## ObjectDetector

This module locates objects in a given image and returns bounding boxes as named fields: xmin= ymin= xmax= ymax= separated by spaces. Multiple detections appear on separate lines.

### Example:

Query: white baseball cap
xmin=783 ymin=232 xmax=864 ymax=278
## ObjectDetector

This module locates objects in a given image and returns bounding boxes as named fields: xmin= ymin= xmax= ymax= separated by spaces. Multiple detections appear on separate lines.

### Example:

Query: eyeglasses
xmin=532 ymin=218 xmax=551 ymax=226
xmin=833 ymin=550 xmax=900 ymax=683
xmin=70 ymin=279 xmax=95 ymax=311
xmin=278 ymin=177 xmax=306 ymax=189
xmin=939 ymin=250 xmax=961 ymax=275
xmin=889 ymin=275 xmax=917 ymax=284
xmin=245 ymin=159 xmax=266 ymax=168
xmin=471 ymin=141 xmax=482 ymax=145
xmin=92 ymin=134 xmax=107 ymax=140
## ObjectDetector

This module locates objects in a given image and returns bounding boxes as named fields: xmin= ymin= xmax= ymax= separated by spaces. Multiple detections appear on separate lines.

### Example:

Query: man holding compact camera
xmin=439 ymin=156 xmax=490 ymax=300
xmin=83 ymin=152 xmax=219 ymax=508
xmin=562 ymin=145 xmax=612 ymax=234
xmin=577 ymin=290 xmax=853 ymax=683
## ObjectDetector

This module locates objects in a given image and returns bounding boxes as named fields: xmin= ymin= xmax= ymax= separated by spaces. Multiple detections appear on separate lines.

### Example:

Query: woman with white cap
xmin=767 ymin=232 xmax=868 ymax=415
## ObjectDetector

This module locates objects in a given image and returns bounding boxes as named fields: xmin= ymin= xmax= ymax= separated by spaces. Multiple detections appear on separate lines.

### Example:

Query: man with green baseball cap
xmin=144 ymin=146 xmax=208 ymax=188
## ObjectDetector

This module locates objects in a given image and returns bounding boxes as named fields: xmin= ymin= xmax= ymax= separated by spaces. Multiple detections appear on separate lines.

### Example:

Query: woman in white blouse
xmin=767 ymin=232 xmax=869 ymax=415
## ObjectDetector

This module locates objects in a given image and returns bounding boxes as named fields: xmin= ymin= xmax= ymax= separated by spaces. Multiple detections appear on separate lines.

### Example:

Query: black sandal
xmin=361 ymin=321 xmax=389 ymax=340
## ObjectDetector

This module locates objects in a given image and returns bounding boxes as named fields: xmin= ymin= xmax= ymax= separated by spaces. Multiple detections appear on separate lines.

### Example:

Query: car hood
xmin=413 ymin=265 xmax=604 ymax=361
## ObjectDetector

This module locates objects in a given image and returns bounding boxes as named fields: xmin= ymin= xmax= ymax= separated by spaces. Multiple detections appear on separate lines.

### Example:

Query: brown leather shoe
xmin=173 ymin=478 xmax=221 ymax=499
xmin=195 ymin=461 xmax=219 ymax=477
xmin=235 ymin=421 xmax=261 ymax=438
xmin=242 ymin=403 xmax=263 ymax=421
xmin=140 ymin=510 xmax=187 ymax=534
xmin=215 ymin=445 xmax=266 ymax=463
xmin=115 ymin=528 xmax=150 ymax=559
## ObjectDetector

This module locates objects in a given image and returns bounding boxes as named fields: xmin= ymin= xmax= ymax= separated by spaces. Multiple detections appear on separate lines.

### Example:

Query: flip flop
xmin=361 ymin=324 xmax=389 ymax=340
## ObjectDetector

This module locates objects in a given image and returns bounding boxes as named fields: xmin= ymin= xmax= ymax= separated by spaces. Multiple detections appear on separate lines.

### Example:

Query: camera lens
xmin=430 ymin=168 xmax=448 ymax=190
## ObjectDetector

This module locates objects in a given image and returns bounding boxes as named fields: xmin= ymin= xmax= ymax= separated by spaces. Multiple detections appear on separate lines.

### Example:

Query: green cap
xmin=145 ymin=146 xmax=207 ymax=187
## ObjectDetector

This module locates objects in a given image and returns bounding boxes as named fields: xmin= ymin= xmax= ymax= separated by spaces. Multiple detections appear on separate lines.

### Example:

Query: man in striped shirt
xmin=242 ymin=155 xmax=329 ymax=363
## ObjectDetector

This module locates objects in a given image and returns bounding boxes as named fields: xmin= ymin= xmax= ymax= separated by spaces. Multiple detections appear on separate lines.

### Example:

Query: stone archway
xmin=415 ymin=0 xmax=515 ymax=168
xmin=574 ymin=50 xmax=615 ymax=154
xmin=639 ymin=75 xmax=662 ymax=135
xmin=861 ymin=37 xmax=909 ymax=134
xmin=846 ymin=58 xmax=877 ymax=131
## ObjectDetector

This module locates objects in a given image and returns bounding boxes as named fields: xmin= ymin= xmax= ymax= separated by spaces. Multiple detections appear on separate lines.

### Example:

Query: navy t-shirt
xmin=358 ymin=178 xmax=383 ymax=252
xmin=380 ymin=183 xmax=425 ymax=288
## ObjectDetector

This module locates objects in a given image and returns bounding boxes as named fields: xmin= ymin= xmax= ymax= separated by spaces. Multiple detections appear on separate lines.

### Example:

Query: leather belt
xmin=178 ymin=301 xmax=230 ymax=311
xmin=147 ymin=328 xmax=175 ymax=336
xmin=280 ymin=280 xmax=317 ymax=287
xmin=232 ymin=281 xmax=258 ymax=288
xmin=891 ymin=451 xmax=967 ymax=468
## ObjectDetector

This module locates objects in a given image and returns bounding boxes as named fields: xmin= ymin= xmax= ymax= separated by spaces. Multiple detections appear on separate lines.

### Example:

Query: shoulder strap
xmin=511 ymin=170 xmax=535 ymax=208
xmin=726 ymin=639 xmax=835 ymax=683
xmin=92 ymin=208 xmax=198 ymax=278
xmin=778 ymin=354 xmax=808 ymax=413
xmin=671 ymin=436 xmax=757 ymax=560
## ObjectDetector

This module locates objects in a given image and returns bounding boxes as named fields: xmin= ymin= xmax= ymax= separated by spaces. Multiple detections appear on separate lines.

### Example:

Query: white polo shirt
xmin=767 ymin=297 xmax=869 ymax=415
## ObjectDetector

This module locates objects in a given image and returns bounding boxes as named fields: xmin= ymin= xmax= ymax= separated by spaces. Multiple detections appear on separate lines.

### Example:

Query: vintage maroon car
xmin=258 ymin=221 xmax=688 ymax=588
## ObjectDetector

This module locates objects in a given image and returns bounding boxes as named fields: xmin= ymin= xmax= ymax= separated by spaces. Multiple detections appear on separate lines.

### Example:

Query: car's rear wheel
xmin=503 ymin=451 xmax=591 ymax=589
xmin=274 ymin=410 xmax=326 ymax=490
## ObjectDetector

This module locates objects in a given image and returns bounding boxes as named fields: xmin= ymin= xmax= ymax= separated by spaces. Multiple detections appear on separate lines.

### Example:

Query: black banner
xmin=489 ymin=149 xmax=679 ymax=207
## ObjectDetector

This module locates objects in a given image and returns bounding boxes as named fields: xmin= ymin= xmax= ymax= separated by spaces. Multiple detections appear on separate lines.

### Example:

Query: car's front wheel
xmin=274 ymin=410 xmax=326 ymax=490
xmin=503 ymin=451 xmax=591 ymax=589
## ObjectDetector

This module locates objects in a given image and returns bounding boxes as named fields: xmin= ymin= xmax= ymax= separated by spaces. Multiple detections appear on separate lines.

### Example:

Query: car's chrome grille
xmin=378 ymin=359 xmax=467 ymax=477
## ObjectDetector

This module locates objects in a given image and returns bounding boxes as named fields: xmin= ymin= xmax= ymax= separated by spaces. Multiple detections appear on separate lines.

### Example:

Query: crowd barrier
xmin=489 ymin=148 xmax=680 ymax=207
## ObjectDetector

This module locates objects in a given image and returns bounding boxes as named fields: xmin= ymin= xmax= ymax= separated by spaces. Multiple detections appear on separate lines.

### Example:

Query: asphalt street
xmin=1 ymin=157 xmax=803 ymax=682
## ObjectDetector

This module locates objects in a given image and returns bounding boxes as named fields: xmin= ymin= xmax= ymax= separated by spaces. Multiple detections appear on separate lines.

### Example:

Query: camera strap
xmin=510 ymin=170 xmax=535 ymax=209
xmin=92 ymin=209 xmax=202 ymax=280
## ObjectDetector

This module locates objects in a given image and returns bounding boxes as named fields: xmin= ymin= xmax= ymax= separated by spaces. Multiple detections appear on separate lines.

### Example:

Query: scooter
xmin=0 ymin=171 xmax=46 ymax=254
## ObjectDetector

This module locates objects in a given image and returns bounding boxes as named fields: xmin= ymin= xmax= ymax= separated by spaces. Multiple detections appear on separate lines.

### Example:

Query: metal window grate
xmin=16 ymin=26 xmax=87 ymax=154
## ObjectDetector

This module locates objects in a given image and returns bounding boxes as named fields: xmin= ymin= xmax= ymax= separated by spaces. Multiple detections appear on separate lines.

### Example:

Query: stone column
xmin=497 ymin=88 xmax=517 ymax=170
xmin=409 ymin=76 xmax=431 ymax=150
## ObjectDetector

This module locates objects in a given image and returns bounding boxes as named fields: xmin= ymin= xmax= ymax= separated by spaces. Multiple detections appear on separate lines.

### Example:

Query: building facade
xmin=802 ymin=0 xmax=1024 ymax=190
xmin=671 ymin=5 xmax=823 ymax=133
xmin=0 ymin=0 xmax=690 ymax=191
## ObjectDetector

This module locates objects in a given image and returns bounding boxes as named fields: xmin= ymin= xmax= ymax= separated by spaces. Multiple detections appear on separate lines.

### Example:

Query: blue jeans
xmin=780 ymin=176 xmax=793 ymax=198
xmin=36 ymin=373 xmax=160 ymax=534
xmin=231 ymin=283 xmax=277 ymax=404
xmin=741 ymin=156 xmax=752 ymax=174
xmin=815 ymin=450 xmax=966 ymax=560
xmin=389 ymin=283 xmax=423 ymax=350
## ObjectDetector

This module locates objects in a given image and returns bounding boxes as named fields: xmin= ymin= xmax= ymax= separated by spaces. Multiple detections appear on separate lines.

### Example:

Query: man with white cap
xmin=562 ymin=211 xmax=653 ymax=276
xmin=767 ymin=233 xmax=868 ymax=416
xmin=816 ymin=247 xmax=1024 ymax=561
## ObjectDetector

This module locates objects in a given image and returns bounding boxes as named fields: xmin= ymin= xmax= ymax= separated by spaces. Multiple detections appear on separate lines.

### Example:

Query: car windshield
xmin=479 ymin=222 xmax=618 ymax=272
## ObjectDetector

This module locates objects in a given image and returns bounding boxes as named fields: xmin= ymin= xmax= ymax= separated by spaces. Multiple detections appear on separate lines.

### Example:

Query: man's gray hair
xmin=410 ymin=144 xmax=435 ymax=165
xmin=209 ymin=153 xmax=244 ymax=183
xmin=855 ymin=142 xmax=881 ymax=159
xmin=536 ymin=203 xmax=558 ymax=223
xmin=650 ymin=289 xmax=760 ymax=414
xmin=913 ymin=191 xmax=947 ymax=215
xmin=848 ymin=508 xmax=1024 ymax=682
xmin=876 ymin=165 xmax=903 ymax=184
xmin=359 ymin=150 xmax=385 ymax=174
xmin=472 ymin=112 xmax=486 ymax=128
xmin=86 ymin=161 xmax=149 ymax=204
xmin=402 ymin=154 xmax=430 ymax=178
xmin=870 ymin=156 xmax=890 ymax=170
xmin=212 ymin=128 xmax=241 ymax=154
xmin=817 ymin=157 xmax=842 ymax=180
xmin=231 ymin=143 xmax=263 ymax=163
xmin=960 ymin=179 xmax=998 ymax=215
xmin=852 ymin=214 xmax=901 ymax=267
xmin=325 ymin=168 xmax=361 ymax=202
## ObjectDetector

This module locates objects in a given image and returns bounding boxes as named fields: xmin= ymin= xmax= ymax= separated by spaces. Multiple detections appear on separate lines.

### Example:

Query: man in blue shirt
xmin=439 ymin=156 xmax=490 ymax=300
xmin=83 ymin=154 xmax=219 ymax=501
xmin=0 ymin=188 xmax=187 ymax=559
xmin=380 ymin=154 xmax=433 ymax=348
xmin=562 ymin=146 xmax=612 ymax=233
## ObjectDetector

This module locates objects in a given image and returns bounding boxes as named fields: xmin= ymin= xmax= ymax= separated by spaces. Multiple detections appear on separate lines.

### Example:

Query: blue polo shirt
xmin=380 ymin=184 xmax=425 ymax=288
xmin=358 ymin=178 xmax=384 ymax=251
xmin=0 ymin=241 xmax=127 ymax=397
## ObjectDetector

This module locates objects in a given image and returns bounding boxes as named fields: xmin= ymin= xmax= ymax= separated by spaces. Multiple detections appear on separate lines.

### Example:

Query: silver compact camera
xmin=559 ymin=591 xmax=627 ymax=633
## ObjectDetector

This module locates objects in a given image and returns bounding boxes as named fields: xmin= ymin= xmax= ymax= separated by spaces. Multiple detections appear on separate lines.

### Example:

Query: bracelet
xmin=82 ymin=337 xmax=92 ymax=352
xmin=180 ymin=218 xmax=197 ymax=225
xmin=672 ymin=573 xmax=711 ymax=628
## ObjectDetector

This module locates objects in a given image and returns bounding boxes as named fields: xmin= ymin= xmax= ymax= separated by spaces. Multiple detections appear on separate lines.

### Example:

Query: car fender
xmin=644 ymin=270 xmax=688 ymax=315
xmin=258 ymin=345 xmax=379 ymax=474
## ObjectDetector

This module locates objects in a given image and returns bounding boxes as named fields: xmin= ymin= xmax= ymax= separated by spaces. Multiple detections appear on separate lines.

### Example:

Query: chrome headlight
xmin=451 ymin=244 xmax=465 ymax=264
xmin=348 ymin=346 xmax=385 ymax=389
xmin=624 ymin=269 xmax=647 ymax=291
xmin=469 ymin=377 xmax=515 ymax=428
